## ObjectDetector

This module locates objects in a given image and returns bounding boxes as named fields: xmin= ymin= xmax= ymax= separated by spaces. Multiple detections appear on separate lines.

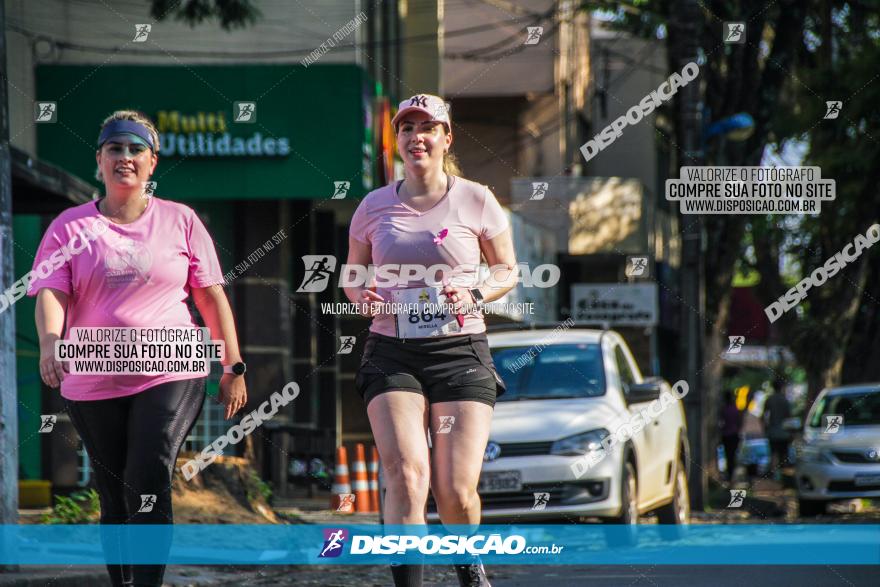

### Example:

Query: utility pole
xmin=0 ymin=0 xmax=22 ymax=553
xmin=673 ymin=0 xmax=706 ymax=510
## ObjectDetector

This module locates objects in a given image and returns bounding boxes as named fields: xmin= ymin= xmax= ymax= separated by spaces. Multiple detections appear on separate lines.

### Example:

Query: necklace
xmin=399 ymin=173 xmax=451 ymax=203
xmin=100 ymin=196 xmax=148 ymax=221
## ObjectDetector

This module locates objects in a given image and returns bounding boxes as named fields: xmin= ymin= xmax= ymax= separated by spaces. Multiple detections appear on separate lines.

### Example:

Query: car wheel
xmin=798 ymin=497 xmax=826 ymax=517
xmin=656 ymin=457 xmax=690 ymax=525
xmin=657 ymin=457 xmax=690 ymax=540
xmin=603 ymin=461 xmax=638 ymax=547
xmin=615 ymin=461 xmax=638 ymax=524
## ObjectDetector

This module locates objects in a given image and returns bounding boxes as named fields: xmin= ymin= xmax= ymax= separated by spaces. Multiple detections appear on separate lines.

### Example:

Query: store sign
xmin=570 ymin=283 xmax=658 ymax=326
xmin=721 ymin=345 xmax=795 ymax=364
xmin=156 ymin=111 xmax=291 ymax=158
xmin=36 ymin=64 xmax=372 ymax=200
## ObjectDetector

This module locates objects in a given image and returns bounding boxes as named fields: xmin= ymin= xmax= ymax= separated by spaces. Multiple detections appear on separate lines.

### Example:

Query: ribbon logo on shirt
xmin=105 ymin=237 xmax=153 ymax=287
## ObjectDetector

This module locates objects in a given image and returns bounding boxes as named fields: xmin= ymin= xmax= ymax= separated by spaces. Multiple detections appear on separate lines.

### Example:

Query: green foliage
xmin=41 ymin=489 xmax=100 ymax=524
xmin=245 ymin=470 xmax=272 ymax=504
xmin=150 ymin=0 xmax=260 ymax=31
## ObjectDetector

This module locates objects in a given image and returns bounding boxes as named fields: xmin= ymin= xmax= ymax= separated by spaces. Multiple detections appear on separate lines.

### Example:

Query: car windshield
xmin=491 ymin=343 xmax=606 ymax=401
xmin=809 ymin=389 xmax=880 ymax=427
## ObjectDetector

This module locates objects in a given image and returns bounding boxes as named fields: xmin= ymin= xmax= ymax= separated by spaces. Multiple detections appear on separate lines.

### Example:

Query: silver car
xmin=795 ymin=383 xmax=880 ymax=516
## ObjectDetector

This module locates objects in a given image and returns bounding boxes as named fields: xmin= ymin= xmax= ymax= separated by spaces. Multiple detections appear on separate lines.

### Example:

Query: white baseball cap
xmin=391 ymin=94 xmax=451 ymax=131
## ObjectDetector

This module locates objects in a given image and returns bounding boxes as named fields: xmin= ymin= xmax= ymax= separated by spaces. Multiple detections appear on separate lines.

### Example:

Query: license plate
xmin=478 ymin=471 xmax=521 ymax=494
xmin=854 ymin=474 xmax=880 ymax=487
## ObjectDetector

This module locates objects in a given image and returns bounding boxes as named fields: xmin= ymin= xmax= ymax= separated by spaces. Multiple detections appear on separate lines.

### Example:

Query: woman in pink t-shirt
xmin=347 ymin=94 xmax=518 ymax=587
xmin=29 ymin=111 xmax=247 ymax=587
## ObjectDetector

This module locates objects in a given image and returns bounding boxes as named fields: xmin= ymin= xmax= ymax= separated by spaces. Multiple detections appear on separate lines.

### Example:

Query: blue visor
xmin=101 ymin=133 xmax=151 ymax=149
xmin=97 ymin=119 xmax=155 ymax=150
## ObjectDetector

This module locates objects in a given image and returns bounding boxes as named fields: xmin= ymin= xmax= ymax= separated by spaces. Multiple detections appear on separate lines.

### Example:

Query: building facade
xmin=6 ymin=0 xmax=404 ymax=498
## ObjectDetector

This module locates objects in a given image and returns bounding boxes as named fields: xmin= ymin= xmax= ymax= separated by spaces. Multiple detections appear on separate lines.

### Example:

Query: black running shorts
xmin=355 ymin=332 xmax=507 ymax=407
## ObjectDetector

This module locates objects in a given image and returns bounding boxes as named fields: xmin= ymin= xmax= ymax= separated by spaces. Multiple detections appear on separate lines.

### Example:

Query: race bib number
xmin=392 ymin=286 xmax=461 ymax=338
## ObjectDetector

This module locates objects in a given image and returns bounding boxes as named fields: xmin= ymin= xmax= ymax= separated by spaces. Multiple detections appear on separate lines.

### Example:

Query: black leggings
xmin=64 ymin=377 xmax=206 ymax=587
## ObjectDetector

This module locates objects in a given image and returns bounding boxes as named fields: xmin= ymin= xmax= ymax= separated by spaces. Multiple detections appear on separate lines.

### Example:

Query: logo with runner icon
xmin=39 ymin=415 xmax=57 ymax=433
xmin=297 ymin=255 xmax=337 ymax=292
xmin=337 ymin=336 xmax=356 ymax=354
xmin=319 ymin=528 xmax=348 ymax=558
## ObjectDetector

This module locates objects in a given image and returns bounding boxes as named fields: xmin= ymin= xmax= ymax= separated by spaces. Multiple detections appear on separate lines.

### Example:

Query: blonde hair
xmin=95 ymin=110 xmax=159 ymax=183
xmin=443 ymin=150 xmax=462 ymax=176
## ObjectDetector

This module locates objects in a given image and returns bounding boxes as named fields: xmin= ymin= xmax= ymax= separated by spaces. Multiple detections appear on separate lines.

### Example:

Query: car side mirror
xmin=625 ymin=380 xmax=662 ymax=404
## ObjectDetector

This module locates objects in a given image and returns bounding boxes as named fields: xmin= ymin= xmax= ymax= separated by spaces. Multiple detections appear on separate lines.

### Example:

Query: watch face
xmin=232 ymin=362 xmax=246 ymax=375
xmin=470 ymin=289 xmax=484 ymax=302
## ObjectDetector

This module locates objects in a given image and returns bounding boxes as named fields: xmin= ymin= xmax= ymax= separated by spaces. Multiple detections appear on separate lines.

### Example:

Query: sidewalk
xmin=272 ymin=495 xmax=380 ymax=525
xmin=0 ymin=566 xmax=109 ymax=587
xmin=0 ymin=496 xmax=380 ymax=587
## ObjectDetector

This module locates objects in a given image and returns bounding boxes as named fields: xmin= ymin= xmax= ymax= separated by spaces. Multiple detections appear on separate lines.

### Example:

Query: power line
xmin=5 ymin=16 xmax=541 ymax=60
xmin=445 ymin=8 xmax=558 ymax=61
xmin=474 ymin=0 xmax=548 ymax=18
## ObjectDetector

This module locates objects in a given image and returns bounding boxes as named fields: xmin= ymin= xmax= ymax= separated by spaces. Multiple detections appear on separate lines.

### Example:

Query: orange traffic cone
xmin=352 ymin=443 xmax=371 ymax=513
xmin=331 ymin=446 xmax=353 ymax=514
xmin=368 ymin=445 xmax=380 ymax=513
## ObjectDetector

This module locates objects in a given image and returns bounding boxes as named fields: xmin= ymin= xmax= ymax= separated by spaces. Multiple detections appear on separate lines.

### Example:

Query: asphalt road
xmin=161 ymin=563 xmax=879 ymax=586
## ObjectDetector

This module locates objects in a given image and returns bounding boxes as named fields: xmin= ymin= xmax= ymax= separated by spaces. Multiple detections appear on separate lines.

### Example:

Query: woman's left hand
xmin=218 ymin=374 xmax=248 ymax=420
xmin=441 ymin=284 xmax=476 ymax=314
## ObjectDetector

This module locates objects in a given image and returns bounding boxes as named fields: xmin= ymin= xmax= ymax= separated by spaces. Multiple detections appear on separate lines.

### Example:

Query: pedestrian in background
xmin=764 ymin=379 xmax=792 ymax=480
xmin=719 ymin=390 xmax=742 ymax=483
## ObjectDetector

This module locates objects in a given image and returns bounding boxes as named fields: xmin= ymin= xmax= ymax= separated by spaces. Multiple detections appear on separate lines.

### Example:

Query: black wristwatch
xmin=469 ymin=288 xmax=485 ymax=309
xmin=223 ymin=361 xmax=247 ymax=376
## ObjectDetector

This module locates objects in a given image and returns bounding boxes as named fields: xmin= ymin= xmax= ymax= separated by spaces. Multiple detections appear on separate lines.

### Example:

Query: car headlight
xmin=797 ymin=445 xmax=833 ymax=464
xmin=550 ymin=428 xmax=610 ymax=456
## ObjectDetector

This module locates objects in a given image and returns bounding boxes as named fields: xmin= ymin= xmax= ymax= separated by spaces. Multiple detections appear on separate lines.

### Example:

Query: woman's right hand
xmin=359 ymin=288 xmax=385 ymax=317
xmin=39 ymin=334 xmax=66 ymax=389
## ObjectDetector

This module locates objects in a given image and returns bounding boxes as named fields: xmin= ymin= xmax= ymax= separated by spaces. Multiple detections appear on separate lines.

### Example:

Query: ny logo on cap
xmin=410 ymin=95 xmax=428 ymax=108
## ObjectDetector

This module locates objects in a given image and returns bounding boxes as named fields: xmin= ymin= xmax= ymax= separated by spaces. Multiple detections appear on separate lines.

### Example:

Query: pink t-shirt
xmin=27 ymin=197 xmax=225 ymax=401
xmin=350 ymin=175 xmax=509 ymax=337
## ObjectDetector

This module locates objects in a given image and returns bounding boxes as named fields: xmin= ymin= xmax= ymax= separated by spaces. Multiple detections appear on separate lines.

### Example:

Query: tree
xmin=750 ymin=0 xmax=880 ymax=405
xmin=582 ymin=0 xmax=810 ymax=484
xmin=149 ymin=0 xmax=260 ymax=30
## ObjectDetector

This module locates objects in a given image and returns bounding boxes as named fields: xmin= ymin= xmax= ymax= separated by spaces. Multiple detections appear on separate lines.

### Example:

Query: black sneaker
xmin=453 ymin=559 xmax=491 ymax=586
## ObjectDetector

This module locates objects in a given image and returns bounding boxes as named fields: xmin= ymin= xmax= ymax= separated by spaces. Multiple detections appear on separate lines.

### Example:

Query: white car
xmin=422 ymin=328 xmax=691 ymax=525
xmin=795 ymin=383 xmax=880 ymax=516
